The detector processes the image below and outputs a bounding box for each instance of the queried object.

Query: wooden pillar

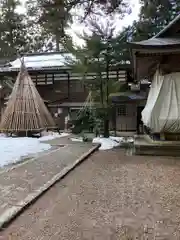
[112,104,117,136]
[67,71,70,99]
[64,115,68,132]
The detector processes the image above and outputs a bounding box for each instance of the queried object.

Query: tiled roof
[130,37,180,48]
[129,14,180,80]
[110,91,146,102]
[129,14,180,48]
[9,52,75,69]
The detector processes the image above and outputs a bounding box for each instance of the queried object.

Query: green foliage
[111,27,131,63]
[0,0,28,57]
[25,0,129,52]
[71,108,95,134]
[85,0,129,15]
[0,0,131,56]
[66,22,128,97]
[0,0,52,57]
[131,0,180,41]
[26,0,72,51]
[66,19,129,137]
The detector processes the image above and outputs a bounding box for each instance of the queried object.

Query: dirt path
[1,149,180,239]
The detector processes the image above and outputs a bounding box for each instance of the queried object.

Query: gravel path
[0,142,93,217]
[1,149,180,239]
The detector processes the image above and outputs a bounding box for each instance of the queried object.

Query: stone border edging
[0,143,100,231]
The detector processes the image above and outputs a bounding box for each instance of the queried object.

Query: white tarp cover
[142,69,180,133]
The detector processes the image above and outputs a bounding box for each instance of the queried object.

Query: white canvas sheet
[142,69,180,133]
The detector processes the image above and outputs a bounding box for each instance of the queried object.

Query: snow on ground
[39,132,69,141]
[0,132,69,167]
[93,136,134,150]
[0,137,50,167]
[93,136,124,150]
[71,137,83,142]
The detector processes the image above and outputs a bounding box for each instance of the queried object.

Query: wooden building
[129,14,180,81]
[110,81,149,132]
[129,14,180,138]
[0,51,133,130]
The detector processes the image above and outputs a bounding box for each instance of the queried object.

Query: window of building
[31,74,53,85]
[117,105,127,116]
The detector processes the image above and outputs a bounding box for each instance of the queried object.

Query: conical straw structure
[0,61,56,133]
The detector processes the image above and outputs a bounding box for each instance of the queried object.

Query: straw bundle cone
[0,62,56,134]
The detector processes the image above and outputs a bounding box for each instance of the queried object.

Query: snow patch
[126,137,134,143]
[93,136,133,150]
[109,136,125,143]
[0,132,69,167]
[10,53,75,69]
[0,137,50,167]
[71,137,83,142]
[39,132,69,141]
[93,136,124,150]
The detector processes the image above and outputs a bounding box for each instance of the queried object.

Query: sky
[18,0,141,46]
[68,0,141,45]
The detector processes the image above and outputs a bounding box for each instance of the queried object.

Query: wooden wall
[37,80,88,103]
[0,68,128,129]
[115,103,138,131]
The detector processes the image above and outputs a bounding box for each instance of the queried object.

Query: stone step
[134,135,180,156]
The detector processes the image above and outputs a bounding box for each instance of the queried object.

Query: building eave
[0,66,71,73]
[129,44,180,81]
[128,38,180,49]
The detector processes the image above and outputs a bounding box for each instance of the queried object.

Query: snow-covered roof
[9,52,75,70]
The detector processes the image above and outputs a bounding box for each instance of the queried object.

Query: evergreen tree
[74,0,130,19]
[24,16,51,53]
[65,18,129,137]
[25,0,130,51]
[0,0,28,57]
[26,0,73,51]
[132,0,180,41]
[110,26,132,64]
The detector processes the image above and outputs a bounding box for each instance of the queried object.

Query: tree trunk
[98,61,103,106]
[55,34,60,51]
[112,105,116,136]
[104,49,110,138]
[100,79,104,105]
[103,116,109,138]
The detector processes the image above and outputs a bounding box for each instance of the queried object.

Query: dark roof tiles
[130,37,180,47]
